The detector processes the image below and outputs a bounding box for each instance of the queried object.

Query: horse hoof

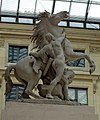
[89,66,95,74]
[46,94,54,99]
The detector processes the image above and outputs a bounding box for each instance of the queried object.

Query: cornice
[0,39,5,47]
[74,73,100,81]
[65,28,100,44]
[0,23,33,38]
[0,23,100,44]
[89,45,100,54]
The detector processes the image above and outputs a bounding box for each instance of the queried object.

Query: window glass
[0,0,100,29]
[88,4,100,19]
[19,0,35,14]
[92,0,100,1]
[6,85,25,101]
[54,1,70,14]
[68,88,75,100]
[19,0,53,15]
[70,22,83,28]
[0,0,1,6]
[19,18,33,24]
[58,21,67,26]
[1,0,18,15]
[86,23,99,29]
[1,17,15,22]
[72,0,88,2]
[67,50,85,67]
[36,0,53,14]
[70,2,87,17]
[78,89,88,104]
[8,45,28,63]
[68,87,88,105]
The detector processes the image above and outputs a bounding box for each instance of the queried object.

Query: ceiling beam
[51,0,56,14]
[16,0,20,22]
[84,0,91,27]
[69,0,72,14]
[0,0,2,21]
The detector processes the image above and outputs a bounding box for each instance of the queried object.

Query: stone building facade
[0,23,100,120]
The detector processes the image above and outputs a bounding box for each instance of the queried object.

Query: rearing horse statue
[5,11,95,100]
[32,11,95,74]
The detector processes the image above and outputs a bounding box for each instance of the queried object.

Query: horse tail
[5,65,16,95]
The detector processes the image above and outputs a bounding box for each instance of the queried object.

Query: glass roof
[54,1,70,13]
[0,0,100,29]
[1,0,18,14]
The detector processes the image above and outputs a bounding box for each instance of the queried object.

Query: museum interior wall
[0,22,100,120]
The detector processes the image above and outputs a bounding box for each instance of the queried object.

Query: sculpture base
[2,99,98,120]
[19,98,80,105]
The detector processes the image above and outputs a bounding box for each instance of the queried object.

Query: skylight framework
[0,0,100,29]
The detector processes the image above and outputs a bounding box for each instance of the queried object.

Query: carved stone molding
[0,39,5,47]
[92,77,100,94]
[0,76,2,88]
[89,45,100,54]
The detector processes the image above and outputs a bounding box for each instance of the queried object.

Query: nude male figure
[29,32,65,99]
[38,69,75,100]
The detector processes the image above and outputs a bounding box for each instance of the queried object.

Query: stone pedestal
[2,99,99,120]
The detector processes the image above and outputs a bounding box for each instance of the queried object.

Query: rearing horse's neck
[40,17,64,38]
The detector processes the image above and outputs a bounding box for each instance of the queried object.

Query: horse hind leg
[25,70,42,98]
[15,69,42,99]
[14,70,30,99]
[25,80,41,98]
[14,69,27,87]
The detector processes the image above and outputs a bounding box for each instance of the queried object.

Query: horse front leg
[67,52,95,74]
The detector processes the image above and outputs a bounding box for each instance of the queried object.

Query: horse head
[32,11,69,49]
[38,11,50,20]
[50,11,69,25]
[37,11,69,24]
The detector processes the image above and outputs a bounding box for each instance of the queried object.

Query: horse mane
[31,24,47,49]
[31,11,50,49]
[31,11,68,50]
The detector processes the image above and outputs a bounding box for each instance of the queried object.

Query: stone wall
[0,23,100,120]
